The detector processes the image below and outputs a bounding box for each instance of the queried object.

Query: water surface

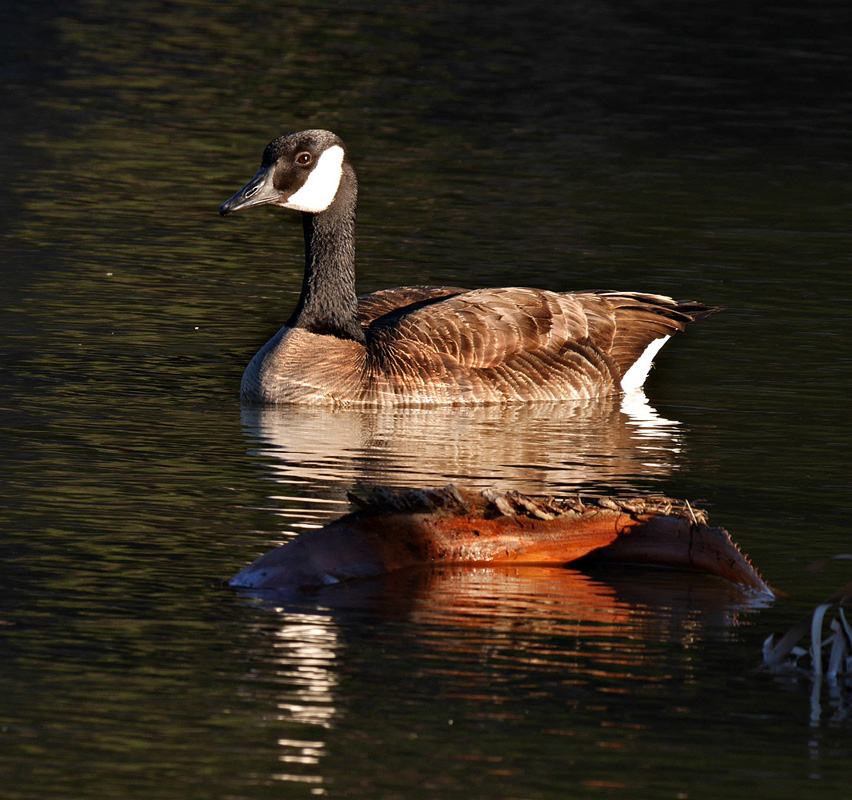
[2,1,851,798]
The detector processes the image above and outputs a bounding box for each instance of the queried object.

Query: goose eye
[295,152,312,166]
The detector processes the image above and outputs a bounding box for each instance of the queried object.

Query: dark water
[2,1,851,797]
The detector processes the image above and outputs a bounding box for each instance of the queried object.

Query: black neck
[286,167,364,343]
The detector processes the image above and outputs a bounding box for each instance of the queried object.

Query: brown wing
[574,291,721,376]
[363,287,718,402]
[357,286,465,325]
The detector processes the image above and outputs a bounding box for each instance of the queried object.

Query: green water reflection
[2,1,851,799]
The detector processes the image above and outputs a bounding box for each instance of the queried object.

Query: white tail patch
[284,145,345,213]
[620,335,671,392]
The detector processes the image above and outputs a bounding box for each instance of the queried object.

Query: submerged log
[231,485,772,596]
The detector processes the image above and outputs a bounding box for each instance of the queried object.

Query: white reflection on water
[253,612,339,793]
[269,612,339,728]
[242,391,685,531]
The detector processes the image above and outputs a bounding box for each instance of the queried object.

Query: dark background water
[1,1,851,798]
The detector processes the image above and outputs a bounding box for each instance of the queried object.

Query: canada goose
[220,130,719,406]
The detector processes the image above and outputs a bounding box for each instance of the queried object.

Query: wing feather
[357,286,464,324]
[356,286,719,402]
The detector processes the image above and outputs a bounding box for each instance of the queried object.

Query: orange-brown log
[231,486,772,596]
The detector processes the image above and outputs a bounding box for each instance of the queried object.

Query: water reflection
[312,564,771,648]
[267,612,340,729]
[241,564,770,793]
[234,390,772,793]
[240,609,340,793]
[2,0,850,797]
[242,391,684,532]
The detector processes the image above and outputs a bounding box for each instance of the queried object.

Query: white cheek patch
[283,145,345,213]
[620,335,671,392]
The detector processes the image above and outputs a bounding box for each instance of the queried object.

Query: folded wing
[359,287,716,402]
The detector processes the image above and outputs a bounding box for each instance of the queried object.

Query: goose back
[240,286,716,406]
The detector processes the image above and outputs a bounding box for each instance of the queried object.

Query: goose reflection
[241,390,684,531]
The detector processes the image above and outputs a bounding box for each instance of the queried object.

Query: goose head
[219,129,352,217]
